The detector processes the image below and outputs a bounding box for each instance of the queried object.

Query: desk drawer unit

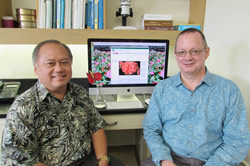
[102,113,145,130]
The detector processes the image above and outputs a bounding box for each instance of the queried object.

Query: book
[59,0,65,29]
[174,24,201,31]
[72,0,79,29]
[37,0,46,28]
[45,0,53,29]
[72,0,85,29]
[52,0,57,28]
[142,20,173,29]
[83,0,86,29]
[144,26,174,30]
[56,0,61,28]
[94,0,98,29]
[98,0,103,29]
[86,0,92,29]
[80,0,86,29]
[90,0,95,29]
[103,0,106,29]
[143,20,173,27]
[64,0,72,29]
[142,14,172,21]
[85,2,88,28]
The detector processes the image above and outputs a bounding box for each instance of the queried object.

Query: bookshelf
[0,0,206,45]
[0,29,181,44]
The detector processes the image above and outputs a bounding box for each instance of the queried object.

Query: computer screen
[87,38,169,97]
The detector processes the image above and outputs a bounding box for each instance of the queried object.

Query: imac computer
[87,38,169,102]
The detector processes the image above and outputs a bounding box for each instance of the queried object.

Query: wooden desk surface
[0,104,145,130]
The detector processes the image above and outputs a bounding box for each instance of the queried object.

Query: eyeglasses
[175,49,204,57]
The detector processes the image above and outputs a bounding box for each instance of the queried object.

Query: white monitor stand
[113,26,137,30]
[116,94,140,102]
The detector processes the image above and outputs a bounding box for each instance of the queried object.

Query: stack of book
[142,14,174,30]
[16,8,36,28]
[37,0,104,29]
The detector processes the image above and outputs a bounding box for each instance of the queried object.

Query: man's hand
[98,159,109,166]
[161,160,177,166]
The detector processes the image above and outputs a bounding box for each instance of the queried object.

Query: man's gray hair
[32,40,73,64]
[175,28,208,50]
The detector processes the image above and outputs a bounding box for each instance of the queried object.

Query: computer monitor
[87,38,169,101]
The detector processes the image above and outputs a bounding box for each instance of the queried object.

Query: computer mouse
[145,99,150,105]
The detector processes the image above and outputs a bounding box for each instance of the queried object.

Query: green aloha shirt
[1,81,105,166]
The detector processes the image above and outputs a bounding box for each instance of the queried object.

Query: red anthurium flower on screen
[86,71,102,84]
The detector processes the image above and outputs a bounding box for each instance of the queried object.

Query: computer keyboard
[106,101,144,110]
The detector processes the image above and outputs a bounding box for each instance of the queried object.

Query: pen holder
[2,16,14,28]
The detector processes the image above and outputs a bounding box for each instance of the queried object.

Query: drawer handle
[104,121,118,126]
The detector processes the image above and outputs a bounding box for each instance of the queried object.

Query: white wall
[204,0,250,163]
[205,0,250,130]
[0,45,87,78]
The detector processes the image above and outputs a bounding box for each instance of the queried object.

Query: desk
[90,94,150,163]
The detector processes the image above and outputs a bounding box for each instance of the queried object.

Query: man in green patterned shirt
[1,40,124,166]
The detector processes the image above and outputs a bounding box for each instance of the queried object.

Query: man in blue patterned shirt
[1,40,124,166]
[143,28,250,166]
